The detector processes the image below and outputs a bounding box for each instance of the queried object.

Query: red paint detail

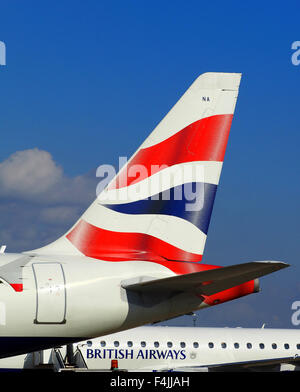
[66,221,256,304]
[10,283,23,292]
[187,265,256,305]
[202,279,255,306]
[155,260,213,274]
[66,220,203,263]
[110,114,233,189]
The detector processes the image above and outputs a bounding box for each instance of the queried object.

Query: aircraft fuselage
[0,253,208,358]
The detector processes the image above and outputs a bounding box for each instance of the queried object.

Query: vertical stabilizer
[32,73,242,264]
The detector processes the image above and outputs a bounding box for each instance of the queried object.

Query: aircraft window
[180,342,186,348]
[127,341,133,347]
[87,341,92,347]
[208,342,214,348]
[141,341,146,347]
[297,344,300,350]
[193,342,199,348]
[272,343,277,349]
[167,342,173,348]
[284,344,290,349]
[154,342,159,348]
[246,343,252,349]
[234,343,239,349]
[221,342,227,349]
[259,343,265,349]
[100,341,106,347]
[114,341,119,347]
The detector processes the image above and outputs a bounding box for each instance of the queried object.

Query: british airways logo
[86,348,186,360]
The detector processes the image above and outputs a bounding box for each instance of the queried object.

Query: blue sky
[0,0,300,328]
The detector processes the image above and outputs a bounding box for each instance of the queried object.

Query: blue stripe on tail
[102,182,217,235]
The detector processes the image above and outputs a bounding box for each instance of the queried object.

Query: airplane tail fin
[32,72,242,264]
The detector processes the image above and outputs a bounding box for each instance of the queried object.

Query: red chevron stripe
[65,221,256,302]
[66,219,203,263]
[110,114,233,190]
[66,220,256,302]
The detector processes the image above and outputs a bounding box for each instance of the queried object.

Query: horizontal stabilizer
[122,261,289,296]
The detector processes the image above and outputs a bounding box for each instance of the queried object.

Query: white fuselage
[0,253,207,358]
[73,326,300,371]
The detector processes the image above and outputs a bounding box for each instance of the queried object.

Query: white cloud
[0,148,98,252]
[0,148,63,198]
[0,148,97,205]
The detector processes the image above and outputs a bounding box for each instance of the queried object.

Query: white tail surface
[31,73,242,265]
